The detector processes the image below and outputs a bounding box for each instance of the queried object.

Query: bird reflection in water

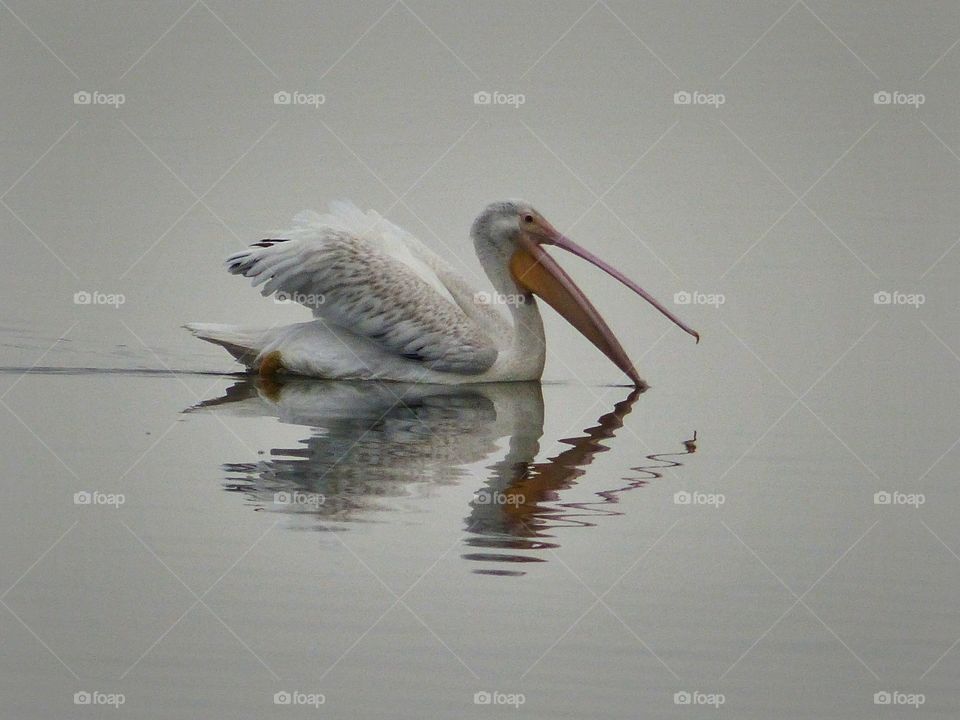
[466,396,696,576]
[189,379,696,576]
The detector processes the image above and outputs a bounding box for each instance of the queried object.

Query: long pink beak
[544,229,700,343]
[509,222,698,388]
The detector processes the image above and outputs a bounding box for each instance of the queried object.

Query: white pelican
[186,201,698,387]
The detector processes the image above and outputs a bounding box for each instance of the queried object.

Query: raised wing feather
[225,207,498,375]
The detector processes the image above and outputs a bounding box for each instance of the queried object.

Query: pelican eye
[523,214,534,224]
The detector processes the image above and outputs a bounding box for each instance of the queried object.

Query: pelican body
[186,201,697,387]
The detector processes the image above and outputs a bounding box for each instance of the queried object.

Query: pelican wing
[225,205,497,375]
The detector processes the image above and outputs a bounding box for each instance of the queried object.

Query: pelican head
[472,200,699,388]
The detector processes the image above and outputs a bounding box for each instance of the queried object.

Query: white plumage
[187,201,545,383]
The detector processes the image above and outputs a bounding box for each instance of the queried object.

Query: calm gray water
[2,1,960,717]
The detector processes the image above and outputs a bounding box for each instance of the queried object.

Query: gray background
[1,1,959,718]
